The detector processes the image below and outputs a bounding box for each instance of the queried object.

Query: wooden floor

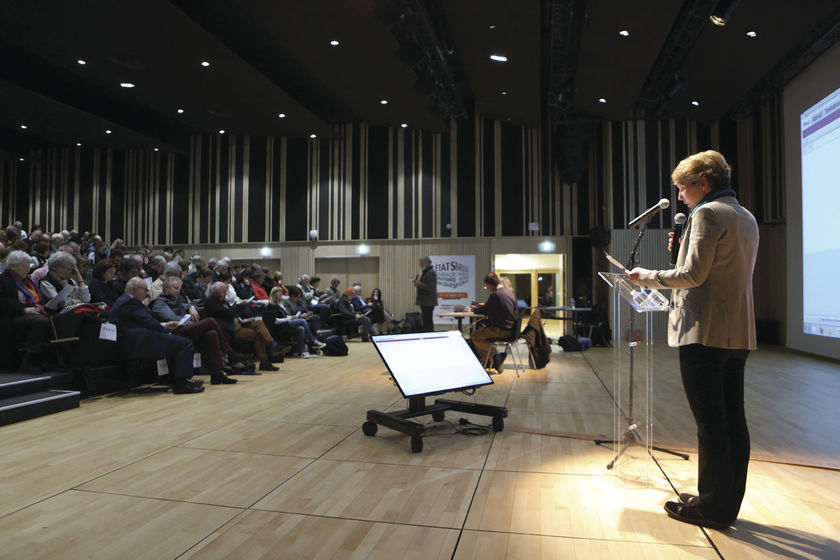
[1,341,839,559]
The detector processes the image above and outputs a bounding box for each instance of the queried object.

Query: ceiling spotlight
[76,142,82,147]
[19,158,24,162]
[120,82,135,88]
[746,31,757,38]
[619,30,630,37]
[598,98,607,103]
[105,129,112,134]
[710,0,741,26]
[278,113,286,118]
[380,99,389,105]
[489,24,496,30]
[154,148,159,152]
[77,59,86,65]
[201,61,210,67]
[20,124,27,129]
[309,133,317,139]
[219,129,225,134]
[691,100,700,106]
[400,123,408,128]
[490,54,508,62]
[329,40,340,46]
[177,108,184,114]
[501,90,508,96]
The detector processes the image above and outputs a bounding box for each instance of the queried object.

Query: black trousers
[420,305,434,332]
[679,343,751,522]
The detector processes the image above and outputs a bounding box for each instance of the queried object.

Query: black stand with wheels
[595,224,689,468]
[363,393,507,453]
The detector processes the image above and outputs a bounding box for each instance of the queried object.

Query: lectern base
[364,395,507,453]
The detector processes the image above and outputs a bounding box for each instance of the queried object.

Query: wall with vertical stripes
[2,114,601,243]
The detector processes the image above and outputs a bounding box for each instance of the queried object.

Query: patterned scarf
[13,273,45,313]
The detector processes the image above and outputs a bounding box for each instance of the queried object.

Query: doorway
[494,253,566,338]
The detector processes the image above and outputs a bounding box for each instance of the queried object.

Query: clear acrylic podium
[596,272,681,483]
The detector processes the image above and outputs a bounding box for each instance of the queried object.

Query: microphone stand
[595,220,688,468]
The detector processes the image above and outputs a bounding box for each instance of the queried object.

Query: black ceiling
[1,0,838,160]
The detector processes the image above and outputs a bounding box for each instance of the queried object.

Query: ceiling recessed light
[76,142,82,147]
[310,133,317,139]
[691,100,700,106]
[19,158,24,162]
[401,123,408,128]
[490,54,508,62]
[20,124,27,129]
[105,129,112,134]
[219,130,225,134]
[619,30,630,37]
[278,113,286,118]
[598,98,607,103]
[746,31,757,38]
[380,99,389,105]
[501,90,508,96]
[489,24,496,30]
[201,61,210,67]
[177,108,184,114]
[77,59,86,65]
[120,82,135,88]
[329,40,340,46]
[154,148,159,152]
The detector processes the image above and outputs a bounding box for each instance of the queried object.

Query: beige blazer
[637,196,759,350]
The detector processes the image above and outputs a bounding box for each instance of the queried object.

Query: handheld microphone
[670,213,687,266]
[628,198,670,228]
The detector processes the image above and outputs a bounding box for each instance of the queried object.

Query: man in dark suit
[413,256,437,332]
[108,277,203,394]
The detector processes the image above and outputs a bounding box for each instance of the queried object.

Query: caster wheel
[491,416,504,432]
[431,411,445,422]
[362,422,378,436]
[410,435,424,453]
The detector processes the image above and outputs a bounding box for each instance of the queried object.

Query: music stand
[363,331,508,453]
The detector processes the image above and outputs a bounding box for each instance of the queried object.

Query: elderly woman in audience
[89,259,120,306]
[39,251,90,310]
[0,250,53,371]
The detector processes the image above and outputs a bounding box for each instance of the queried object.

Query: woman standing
[627,150,759,530]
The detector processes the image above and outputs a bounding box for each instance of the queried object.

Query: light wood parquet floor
[0,341,838,559]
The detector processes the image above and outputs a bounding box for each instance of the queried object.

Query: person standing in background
[413,256,437,332]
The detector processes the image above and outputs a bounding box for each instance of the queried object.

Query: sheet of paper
[45,284,74,311]
[99,322,117,341]
[604,251,627,272]
[178,314,193,326]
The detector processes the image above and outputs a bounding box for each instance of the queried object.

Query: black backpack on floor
[323,335,349,356]
[399,312,422,333]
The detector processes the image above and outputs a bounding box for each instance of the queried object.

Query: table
[539,306,593,335]
[437,311,484,333]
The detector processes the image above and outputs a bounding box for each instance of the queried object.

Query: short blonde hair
[671,150,731,190]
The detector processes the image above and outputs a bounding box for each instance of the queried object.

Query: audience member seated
[264,287,325,358]
[335,291,373,342]
[108,277,203,394]
[350,286,378,336]
[249,267,270,300]
[39,252,91,311]
[89,259,120,306]
[367,288,386,325]
[283,285,322,333]
[298,274,332,324]
[469,272,518,372]
[204,281,279,371]
[149,260,183,301]
[0,250,53,372]
[145,254,166,280]
[271,271,289,295]
[322,277,342,306]
[150,277,236,384]
[112,258,141,297]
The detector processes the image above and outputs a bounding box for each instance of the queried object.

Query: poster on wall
[430,255,476,325]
